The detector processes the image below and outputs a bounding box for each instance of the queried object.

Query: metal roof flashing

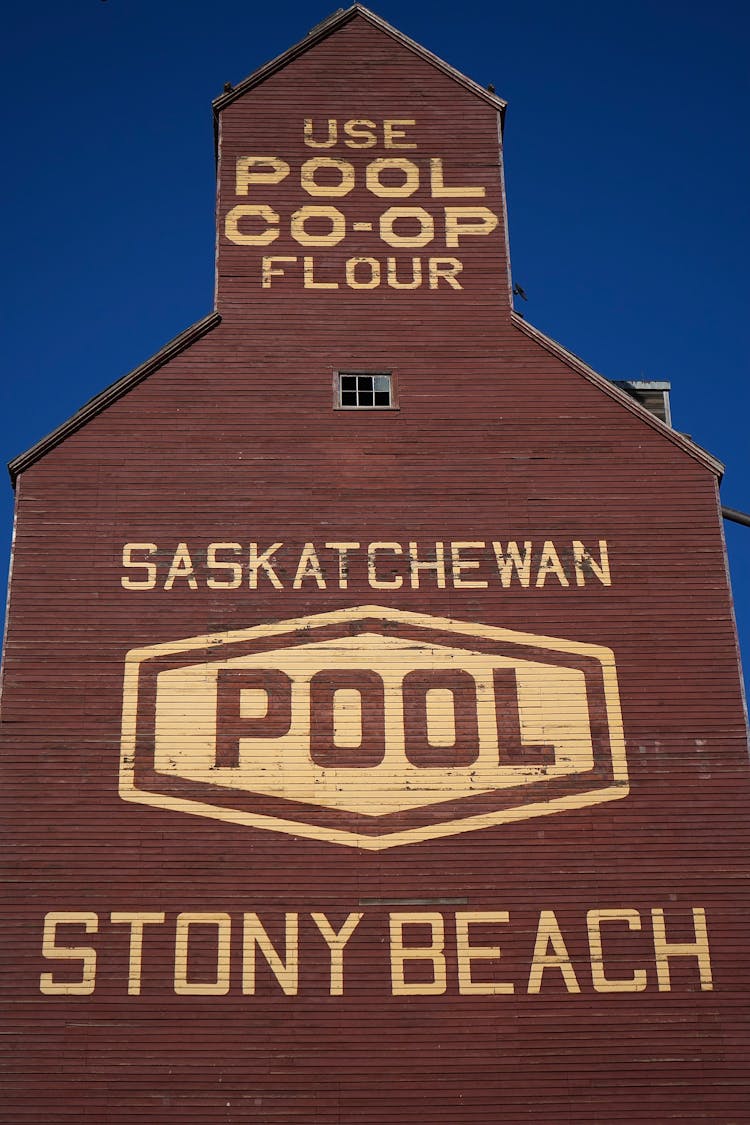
[7,313,222,487]
[510,313,724,479]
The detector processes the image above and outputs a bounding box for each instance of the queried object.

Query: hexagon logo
[119,606,628,849]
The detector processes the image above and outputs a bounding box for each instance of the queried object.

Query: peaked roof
[212,3,507,150]
[6,6,724,484]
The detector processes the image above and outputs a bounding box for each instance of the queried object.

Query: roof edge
[510,312,724,478]
[8,311,222,486]
[212,5,506,127]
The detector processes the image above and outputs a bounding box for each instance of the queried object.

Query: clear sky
[1,0,748,692]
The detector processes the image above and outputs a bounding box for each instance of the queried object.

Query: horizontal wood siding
[1,11,748,1123]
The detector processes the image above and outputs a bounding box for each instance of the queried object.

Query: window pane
[337,371,392,408]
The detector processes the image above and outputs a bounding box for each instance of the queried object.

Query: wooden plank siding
[1,7,748,1122]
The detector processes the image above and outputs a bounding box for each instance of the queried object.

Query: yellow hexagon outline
[119,605,628,850]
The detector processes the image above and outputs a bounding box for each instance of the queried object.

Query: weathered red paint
[1,6,749,1122]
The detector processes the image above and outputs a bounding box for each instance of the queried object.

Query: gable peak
[212,5,506,122]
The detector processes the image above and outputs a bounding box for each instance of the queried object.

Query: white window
[337,372,393,409]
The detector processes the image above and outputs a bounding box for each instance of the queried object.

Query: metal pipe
[722,505,750,527]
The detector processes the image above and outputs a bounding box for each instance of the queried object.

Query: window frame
[333,370,398,411]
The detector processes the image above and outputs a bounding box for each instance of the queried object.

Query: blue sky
[1,0,748,692]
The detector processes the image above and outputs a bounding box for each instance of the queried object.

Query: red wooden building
[2,5,749,1121]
